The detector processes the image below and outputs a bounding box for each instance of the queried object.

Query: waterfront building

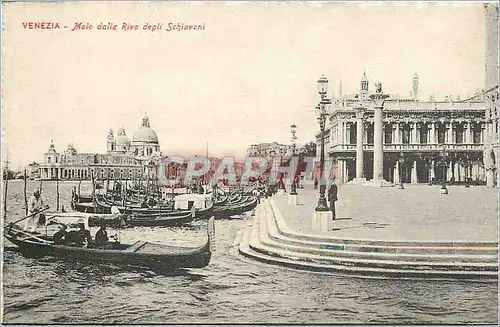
[36,115,162,181]
[247,142,291,158]
[318,75,488,185]
[315,4,498,187]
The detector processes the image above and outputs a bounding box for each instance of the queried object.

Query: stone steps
[263,203,497,265]
[238,200,498,280]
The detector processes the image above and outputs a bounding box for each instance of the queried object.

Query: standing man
[327,182,338,219]
[24,189,47,233]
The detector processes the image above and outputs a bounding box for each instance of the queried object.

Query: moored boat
[4,218,215,271]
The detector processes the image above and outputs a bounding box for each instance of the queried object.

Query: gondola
[74,195,174,214]
[45,210,196,228]
[4,218,215,270]
[209,196,258,219]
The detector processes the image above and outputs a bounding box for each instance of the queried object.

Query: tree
[302,141,317,157]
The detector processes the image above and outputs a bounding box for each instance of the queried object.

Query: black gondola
[4,218,215,270]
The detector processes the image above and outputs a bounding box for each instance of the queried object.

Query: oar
[9,227,52,244]
[4,206,50,228]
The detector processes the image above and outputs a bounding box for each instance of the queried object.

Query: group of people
[53,221,110,248]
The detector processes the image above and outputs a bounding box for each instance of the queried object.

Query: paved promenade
[273,184,498,242]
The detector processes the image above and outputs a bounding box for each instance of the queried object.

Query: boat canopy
[174,194,213,210]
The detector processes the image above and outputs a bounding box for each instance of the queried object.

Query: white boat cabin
[174,194,213,210]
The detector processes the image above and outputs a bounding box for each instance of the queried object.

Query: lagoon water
[2,181,498,324]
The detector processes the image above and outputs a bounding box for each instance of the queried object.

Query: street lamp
[439,144,449,194]
[315,75,331,211]
[290,123,298,195]
[464,154,471,188]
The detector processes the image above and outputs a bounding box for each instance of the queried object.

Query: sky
[2,1,488,169]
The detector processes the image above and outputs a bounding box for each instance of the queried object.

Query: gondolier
[24,189,48,233]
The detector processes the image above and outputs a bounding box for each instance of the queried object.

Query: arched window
[384,124,392,144]
[100,169,105,179]
[120,169,124,179]
[402,125,410,144]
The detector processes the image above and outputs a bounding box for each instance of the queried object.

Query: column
[429,160,435,181]
[395,123,400,143]
[411,160,418,183]
[448,123,454,144]
[343,160,348,183]
[394,161,400,185]
[431,122,436,144]
[372,105,384,181]
[447,163,453,181]
[448,123,455,144]
[454,161,460,182]
[466,122,471,144]
[410,123,417,144]
[346,124,350,145]
[354,109,365,182]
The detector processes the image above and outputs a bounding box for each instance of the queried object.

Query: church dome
[132,115,159,144]
[115,127,131,148]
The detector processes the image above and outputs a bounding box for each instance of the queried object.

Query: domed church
[106,114,161,161]
[37,114,163,180]
[131,114,161,160]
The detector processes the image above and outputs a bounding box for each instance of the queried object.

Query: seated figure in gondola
[94,223,109,248]
[147,196,157,208]
[53,225,68,245]
[67,222,93,247]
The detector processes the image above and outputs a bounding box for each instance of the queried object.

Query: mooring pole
[24,170,28,215]
[78,178,82,200]
[3,171,8,220]
[56,176,60,211]
[92,175,97,213]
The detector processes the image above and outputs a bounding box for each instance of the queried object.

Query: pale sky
[2,1,487,168]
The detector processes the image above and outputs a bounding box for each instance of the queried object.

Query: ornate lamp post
[315,75,331,212]
[290,123,298,195]
[439,144,449,194]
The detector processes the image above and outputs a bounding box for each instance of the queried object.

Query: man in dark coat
[95,224,109,248]
[327,182,338,219]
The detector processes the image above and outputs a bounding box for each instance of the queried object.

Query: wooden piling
[78,178,82,200]
[56,176,60,211]
[3,171,8,220]
[24,170,28,215]
[92,175,97,214]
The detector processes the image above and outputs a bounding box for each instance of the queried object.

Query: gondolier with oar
[24,189,49,233]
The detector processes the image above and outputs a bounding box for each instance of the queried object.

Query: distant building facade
[36,115,162,180]
[247,142,291,158]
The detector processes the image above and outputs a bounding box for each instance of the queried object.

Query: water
[2,181,498,324]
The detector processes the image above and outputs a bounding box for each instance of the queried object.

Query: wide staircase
[239,199,498,281]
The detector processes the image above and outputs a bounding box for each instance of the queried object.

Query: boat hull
[4,218,215,270]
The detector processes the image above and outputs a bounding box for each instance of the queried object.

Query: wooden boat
[209,196,259,219]
[125,210,194,227]
[45,210,195,228]
[4,218,215,270]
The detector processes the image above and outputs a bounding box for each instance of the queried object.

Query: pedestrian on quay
[314,178,319,190]
[327,181,338,219]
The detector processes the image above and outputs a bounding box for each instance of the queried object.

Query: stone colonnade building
[323,91,489,185]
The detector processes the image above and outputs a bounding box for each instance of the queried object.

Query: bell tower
[107,129,115,152]
[412,72,419,100]
[360,69,369,101]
